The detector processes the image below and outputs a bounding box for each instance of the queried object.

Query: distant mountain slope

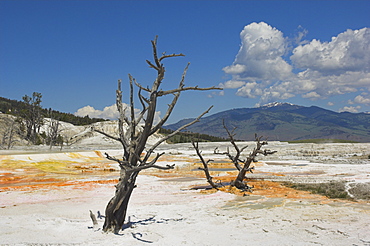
[165,103,370,142]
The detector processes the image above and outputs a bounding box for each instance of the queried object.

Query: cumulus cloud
[74,104,161,124]
[289,27,370,102]
[259,86,295,102]
[353,94,370,105]
[223,22,292,82]
[222,64,247,75]
[302,91,321,99]
[75,104,120,119]
[339,106,361,113]
[235,82,262,98]
[222,22,370,110]
[291,28,370,74]
[220,80,246,89]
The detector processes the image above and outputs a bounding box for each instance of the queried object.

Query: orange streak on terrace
[0,152,356,206]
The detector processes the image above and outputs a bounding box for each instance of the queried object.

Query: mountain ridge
[165,103,370,142]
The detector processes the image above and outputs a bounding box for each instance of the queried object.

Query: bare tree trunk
[231,158,254,190]
[46,113,61,150]
[103,169,137,233]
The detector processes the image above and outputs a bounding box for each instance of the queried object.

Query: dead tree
[195,121,276,192]
[95,36,221,233]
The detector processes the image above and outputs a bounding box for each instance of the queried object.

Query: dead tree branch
[142,105,214,164]
[192,140,220,189]
[214,120,248,171]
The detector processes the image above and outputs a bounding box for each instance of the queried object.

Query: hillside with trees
[0,96,107,126]
[0,94,223,149]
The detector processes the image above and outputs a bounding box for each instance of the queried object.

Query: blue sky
[1,0,369,124]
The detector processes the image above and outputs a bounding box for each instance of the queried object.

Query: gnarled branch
[214,120,248,171]
[104,152,128,169]
[157,85,222,97]
[192,140,220,189]
[94,129,121,143]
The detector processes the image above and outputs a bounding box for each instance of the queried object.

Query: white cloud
[260,88,294,102]
[222,23,370,105]
[235,82,262,98]
[327,102,334,106]
[75,104,120,119]
[223,22,292,82]
[289,27,370,99]
[294,25,309,45]
[302,91,321,99]
[219,80,246,89]
[74,104,161,124]
[339,106,361,113]
[291,28,370,74]
[354,94,370,105]
[222,64,247,75]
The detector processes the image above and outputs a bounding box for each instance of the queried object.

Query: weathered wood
[192,140,220,189]
[89,210,98,227]
[103,170,137,233]
[214,120,248,171]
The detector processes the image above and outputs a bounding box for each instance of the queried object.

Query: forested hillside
[0,96,106,125]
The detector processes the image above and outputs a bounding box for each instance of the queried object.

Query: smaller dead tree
[230,134,276,190]
[1,116,19,149]
[45,109,62,149]
[194,121,276,191]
